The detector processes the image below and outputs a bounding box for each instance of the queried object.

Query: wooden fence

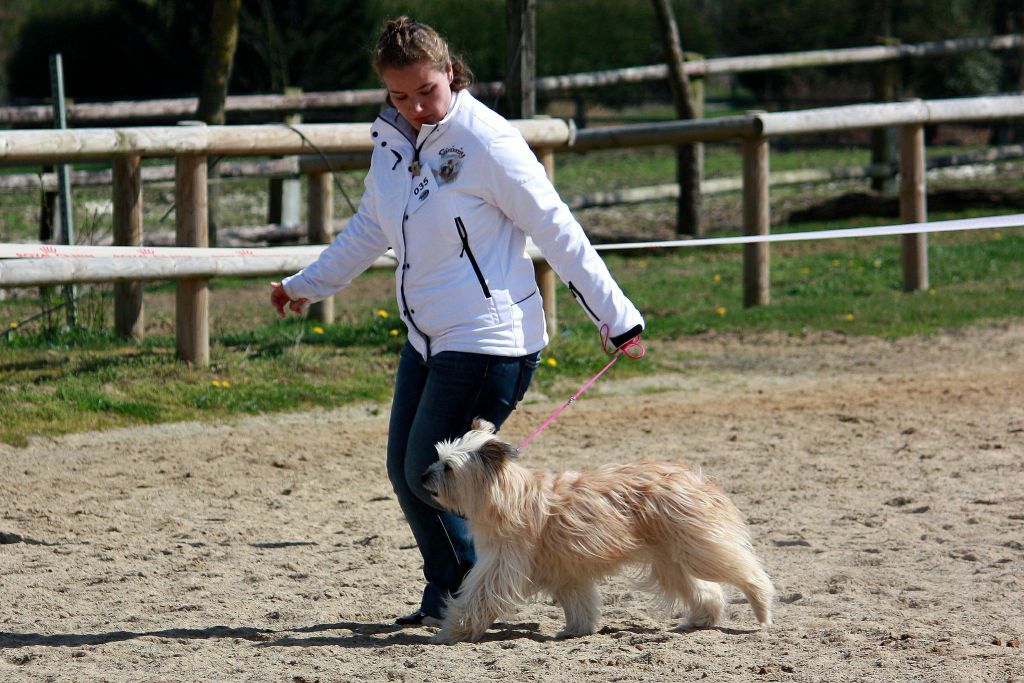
[1,34,1021,126]
[2,94,1024,365]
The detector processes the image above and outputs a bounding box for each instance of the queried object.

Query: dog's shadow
[261,620,550,648]
[266,621,761,648]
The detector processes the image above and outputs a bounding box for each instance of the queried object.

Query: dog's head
[422,418,519,517]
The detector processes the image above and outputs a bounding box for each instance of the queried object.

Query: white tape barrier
[0,243,331,260]
[590,212,1024,252]
[1,212,1022,262]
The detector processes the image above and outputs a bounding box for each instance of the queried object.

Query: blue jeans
[386,342,540,619]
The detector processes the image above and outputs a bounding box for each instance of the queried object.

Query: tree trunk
[196,0,241,125]
[651,0,702,237]
[195,0,241,249]
[505,0,537,119]
[994,0,1024,145]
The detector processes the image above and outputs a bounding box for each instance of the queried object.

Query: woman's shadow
[0,620,548,650]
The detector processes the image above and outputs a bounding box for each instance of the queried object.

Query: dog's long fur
[421,419,775,644]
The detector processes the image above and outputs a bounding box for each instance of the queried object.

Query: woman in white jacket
[271,16,643,627]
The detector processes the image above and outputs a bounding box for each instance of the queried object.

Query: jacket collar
[372,89,467,147]
[373,108,416,145]
[415,88,465,144]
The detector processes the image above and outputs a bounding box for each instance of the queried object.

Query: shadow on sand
[0,620,551,650]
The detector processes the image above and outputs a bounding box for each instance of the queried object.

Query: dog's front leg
[553,580,600,638]
[432,553,526,645]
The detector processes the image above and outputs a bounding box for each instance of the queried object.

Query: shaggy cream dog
[421,419,775,644]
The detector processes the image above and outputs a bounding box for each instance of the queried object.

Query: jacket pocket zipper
[455,217,491,298]
[568,281,599,322]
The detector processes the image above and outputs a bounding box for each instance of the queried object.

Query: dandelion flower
[713,273,722,283]
[389,329,400,336]
[545,358,557,367]
[873,259,882,268]
[8,322,17,329]
[993,232,1003,240]
[831,259,841,267]
[844,313,855,321]
[929,288,937,296]
[211,380,222,387]
[221,381,231,388]
[715,306,727,316]
[376,309,390,318]
[312,326,324,334]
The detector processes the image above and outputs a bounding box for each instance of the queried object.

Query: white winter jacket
[282,89,644,359]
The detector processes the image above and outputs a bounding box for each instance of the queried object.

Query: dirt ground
[1,322,1022,682]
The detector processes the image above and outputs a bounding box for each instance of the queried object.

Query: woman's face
[380,61,454,131]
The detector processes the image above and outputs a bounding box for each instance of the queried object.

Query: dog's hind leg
[551,580,600,638]
[683,541,775,627]
[649,557,725,629]
[731,566,774,627]
[678,577,726,630]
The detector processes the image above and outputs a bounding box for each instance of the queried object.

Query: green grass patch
[4,221,1023,446]
[612,219,1024,339]
[3,226,1022,446]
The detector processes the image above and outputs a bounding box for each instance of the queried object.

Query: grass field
[2,142,1023,446]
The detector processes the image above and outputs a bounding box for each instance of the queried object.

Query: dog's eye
[443,463,452,473]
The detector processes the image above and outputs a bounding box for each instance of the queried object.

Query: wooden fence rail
[1,34,1021,126]
[3,94,1024,365]
[6,143,1023,210]
[0,120,570,163]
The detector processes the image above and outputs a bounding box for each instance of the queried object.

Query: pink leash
[517,325,645,451]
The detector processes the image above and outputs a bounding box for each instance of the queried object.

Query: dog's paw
[431,627,480,645]
[430,630,463,645]
[555,625,595,639]
[675,614,719,632]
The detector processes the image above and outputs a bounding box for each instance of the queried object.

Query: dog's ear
[478,438,517,467]
[471,418,496,434]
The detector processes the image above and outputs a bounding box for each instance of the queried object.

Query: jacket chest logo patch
[438,146,466,184]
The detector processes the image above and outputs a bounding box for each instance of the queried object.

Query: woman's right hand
[270,282,309,318]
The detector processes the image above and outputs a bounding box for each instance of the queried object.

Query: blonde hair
[373,16,473,94]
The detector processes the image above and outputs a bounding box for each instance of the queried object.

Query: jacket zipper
[455,217,491,299]
[568,281,599,322]
[373,113,441,358]
[399,213,431,358]
[376,117,432,357]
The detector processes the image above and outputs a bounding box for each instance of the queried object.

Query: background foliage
[0,0,1005,105]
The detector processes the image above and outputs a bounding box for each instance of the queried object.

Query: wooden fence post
[112,155,144,340]
[175,150,210,366]
[535,147,557,339]
[898,120,928,291]
[741,127,770,307]
[268,87,303,228]
[871,37,900,193]
[307,171,334,324]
